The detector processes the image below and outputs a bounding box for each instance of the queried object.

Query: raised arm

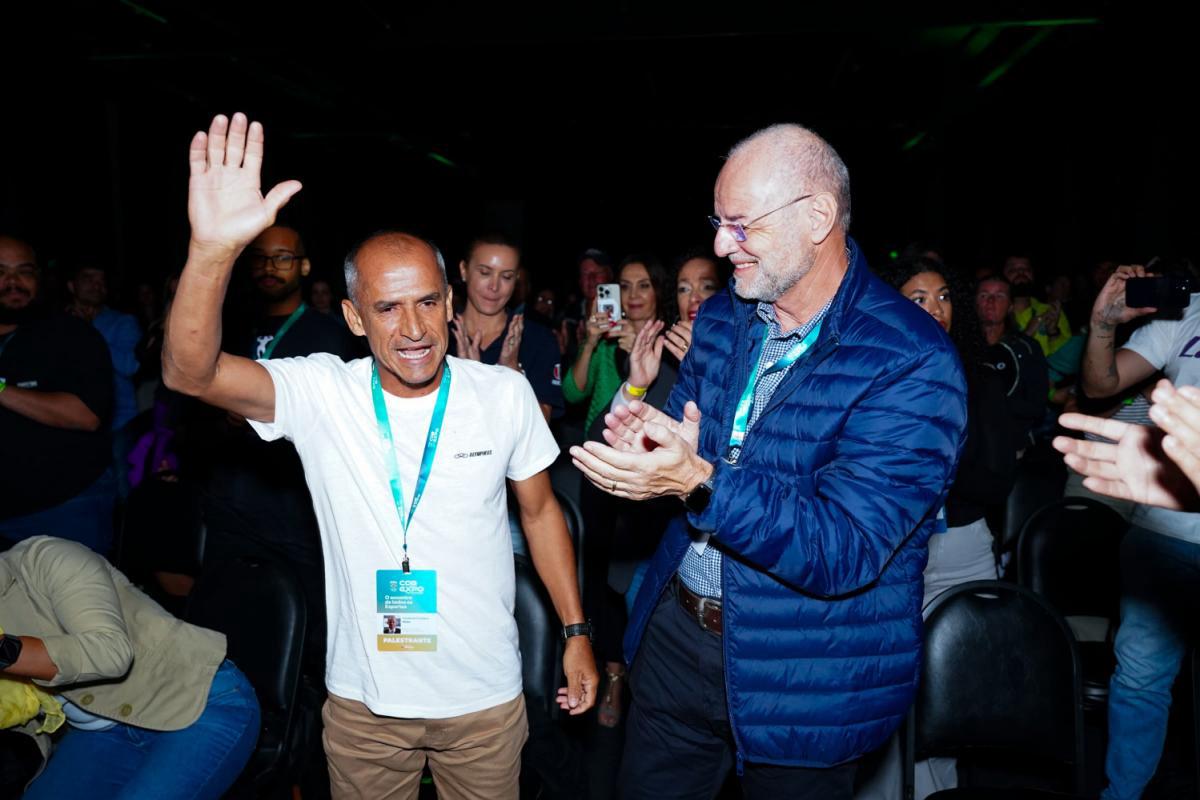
[162,112,302,422]
[1081,265,1157,399]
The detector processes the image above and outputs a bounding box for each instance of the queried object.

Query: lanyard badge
[728,321,822,451]
[371,361,452,572]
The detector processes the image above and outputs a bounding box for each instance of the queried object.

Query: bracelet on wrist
[625,381,648,398]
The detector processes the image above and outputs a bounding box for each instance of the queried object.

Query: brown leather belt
[675,576,723,634]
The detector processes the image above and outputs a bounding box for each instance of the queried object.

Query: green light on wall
[119,0,168,24]
[426,152,457,168]
[979,27,1055,88]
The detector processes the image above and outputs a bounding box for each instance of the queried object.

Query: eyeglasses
[708,194,813,243]
[246,253,303,271]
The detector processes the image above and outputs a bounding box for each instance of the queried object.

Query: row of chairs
[905,491,1168,797]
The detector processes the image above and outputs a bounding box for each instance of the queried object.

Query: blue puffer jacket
[624,239,968,768]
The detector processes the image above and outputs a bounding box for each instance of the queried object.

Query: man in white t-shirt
[162,112,597,800]
[1072,263,1200,800]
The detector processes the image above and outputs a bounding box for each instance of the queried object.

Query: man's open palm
[187,112,301,253]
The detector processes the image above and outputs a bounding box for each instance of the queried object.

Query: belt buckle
[696,596,719,631]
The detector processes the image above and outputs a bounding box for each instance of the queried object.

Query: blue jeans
[0,469,116,555]
[24,659,261,800]
[1103,526,1200,800]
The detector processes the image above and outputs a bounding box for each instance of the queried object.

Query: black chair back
[514,554,564,717]
[905,580,1085,797]
[554,489,586,592]
[186,557,306,786]
[998,446,1068,563]
[1018,497,1126,621]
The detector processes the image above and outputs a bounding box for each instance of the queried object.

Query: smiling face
[459,243,520,317]
[901,270,953,332]
[343,234,453,398]
[620,262,657,323]
[675,257,721,321]
[712,149,815,303]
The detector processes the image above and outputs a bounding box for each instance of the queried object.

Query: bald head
[343,231,447,304]
[726,124,851,232]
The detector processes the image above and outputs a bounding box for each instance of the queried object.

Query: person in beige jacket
[0,536,259,799]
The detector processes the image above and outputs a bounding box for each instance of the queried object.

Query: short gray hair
[728,123,852,232]
[343,230,448,303]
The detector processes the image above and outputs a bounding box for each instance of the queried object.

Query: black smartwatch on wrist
[682,465,716,514]
[0,634,24,670]
[562,621,594,643]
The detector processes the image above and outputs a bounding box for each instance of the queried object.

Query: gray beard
[733,262,806,303]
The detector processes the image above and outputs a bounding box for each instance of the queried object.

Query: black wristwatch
[562,621,594,643]
[0,634,24,670]
[682,466,716,514]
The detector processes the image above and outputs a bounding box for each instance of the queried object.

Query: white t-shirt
[249,354,558,717]
[1123,294,1200,542]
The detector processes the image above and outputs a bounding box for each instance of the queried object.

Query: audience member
[133,273,180,410]
[450,234,564,421]
[1066,262,1200,800]
[193,223,359,680]
[561,248,615,363]
[570,248,614,324]
[309,277,336,315]
[65,262,142,498]
[1004,254,1073,358]
[874,256,1014,798]
[975,275,1050,451]
[881,257,1013,606]
[134,280,160,331]
[2,536,259,800]
[563,254,667,430]
[0,235,116,554]
[572,124,966,798]
[162,113,596,799]
[528,286,558,331]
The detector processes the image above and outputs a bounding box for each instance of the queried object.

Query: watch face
[684,480,713,514]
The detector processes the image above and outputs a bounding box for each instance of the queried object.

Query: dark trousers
[619,584,857,800]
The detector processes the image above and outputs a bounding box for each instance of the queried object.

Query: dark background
[2,1,1195,302]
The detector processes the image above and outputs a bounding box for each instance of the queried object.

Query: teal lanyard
[371,361,452,572]
[261,303,307,360]
[728,321,822,450]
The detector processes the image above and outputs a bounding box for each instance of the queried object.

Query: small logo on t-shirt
[1179,336,1200,358]
[255,335,275,359]
[454,450,493,459]
[552,363,562,386]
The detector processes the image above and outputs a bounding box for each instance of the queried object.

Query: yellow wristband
[625,382,648,398]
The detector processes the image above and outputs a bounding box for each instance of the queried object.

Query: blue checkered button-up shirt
[677,299,832,599]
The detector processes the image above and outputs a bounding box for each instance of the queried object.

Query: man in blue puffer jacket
[570,124,968,798]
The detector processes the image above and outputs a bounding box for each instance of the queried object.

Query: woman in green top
[563,255,668,429]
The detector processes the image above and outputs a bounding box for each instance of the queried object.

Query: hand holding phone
[596,283,622,324]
